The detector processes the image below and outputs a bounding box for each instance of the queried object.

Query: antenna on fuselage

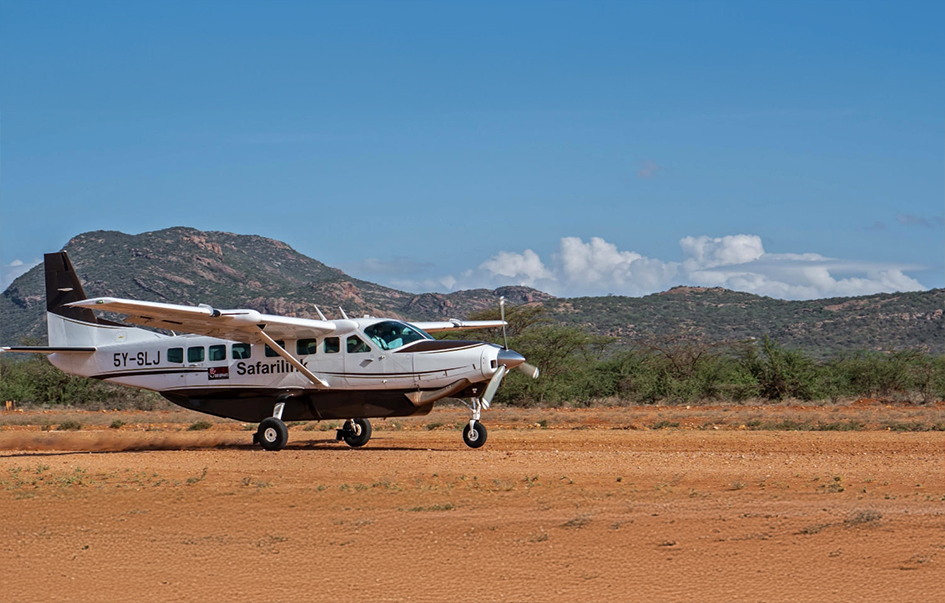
[500,296,508,350]
[314,305,327,321]
[339,307,349,320]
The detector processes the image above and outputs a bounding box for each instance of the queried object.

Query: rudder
[44,252,98,324]
[45,252,129,347]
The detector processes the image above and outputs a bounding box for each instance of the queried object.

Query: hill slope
[544,286,944,356]
[0,227,548,344]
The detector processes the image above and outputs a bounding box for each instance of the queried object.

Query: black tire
[257,417,288,451]
[343,418,372,448]
[462,421,487,448]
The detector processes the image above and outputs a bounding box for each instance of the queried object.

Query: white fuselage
[48,316,499,396]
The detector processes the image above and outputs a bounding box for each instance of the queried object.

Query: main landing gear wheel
[256,417,288,451]
[340,418,372,448]
[463,421,487,448]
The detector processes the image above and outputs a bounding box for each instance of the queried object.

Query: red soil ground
[1,406,943,602]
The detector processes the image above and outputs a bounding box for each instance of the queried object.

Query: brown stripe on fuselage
[396,340,486,353]
[92,368,209,380]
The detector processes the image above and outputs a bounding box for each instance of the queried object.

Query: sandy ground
[1,407,943,603]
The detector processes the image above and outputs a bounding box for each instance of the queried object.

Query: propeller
[480,365,507,409]
[478,296,538,410]
[496,296,538,378]
[500,296,509,350]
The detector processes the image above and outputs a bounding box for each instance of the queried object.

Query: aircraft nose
[496,349,526,369]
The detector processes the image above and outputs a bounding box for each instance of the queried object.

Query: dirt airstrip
[1,406,943,603]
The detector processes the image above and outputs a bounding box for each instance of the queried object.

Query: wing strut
[255,327,330,389]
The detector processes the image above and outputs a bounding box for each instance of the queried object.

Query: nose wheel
[462,420,487,448]
[459,398,489,448]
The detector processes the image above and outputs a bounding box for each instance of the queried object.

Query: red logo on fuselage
[208,366,230,380]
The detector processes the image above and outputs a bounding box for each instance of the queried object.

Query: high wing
[68,297,356,342]
[67,297,361,389]
[410,319,507,333]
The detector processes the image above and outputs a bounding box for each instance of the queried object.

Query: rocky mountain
[2,227,942,356]
[0,227,550,344]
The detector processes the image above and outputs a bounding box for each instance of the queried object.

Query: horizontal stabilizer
[1,346,97,354]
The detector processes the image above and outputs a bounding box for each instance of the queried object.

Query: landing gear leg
[461,398,488,448]
[337,418,372,448]
[255,397,289,451]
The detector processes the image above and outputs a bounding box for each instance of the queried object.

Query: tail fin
[45,252,98,324]
[45,252,128,347]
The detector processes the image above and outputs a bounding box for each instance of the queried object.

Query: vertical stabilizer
[45,252,97,324]
[44,252,153,347]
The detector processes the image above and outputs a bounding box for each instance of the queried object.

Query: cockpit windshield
[364,321,431,351]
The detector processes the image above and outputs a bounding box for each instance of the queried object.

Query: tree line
[451,305,945,406]
[1,306,943,409]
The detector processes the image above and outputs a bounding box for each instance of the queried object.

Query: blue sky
[2,0,942,298]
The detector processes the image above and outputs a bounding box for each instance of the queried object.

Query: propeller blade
[517,362,539,379]
[481,365,507,409]
[500,296,508,350]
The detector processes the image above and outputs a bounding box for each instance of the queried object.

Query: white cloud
[680,234,766,270]
[437,235,926,300]
[477,249,554,286]
[557,237,676,294]
[1,258,41,290]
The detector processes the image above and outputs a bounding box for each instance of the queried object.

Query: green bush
[740,336,822,401]
[0,354,166,409]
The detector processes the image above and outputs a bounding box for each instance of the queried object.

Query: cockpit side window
[363,321,429,350]
[346,335,371,354]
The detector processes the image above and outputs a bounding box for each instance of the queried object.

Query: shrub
[740,336,821,401]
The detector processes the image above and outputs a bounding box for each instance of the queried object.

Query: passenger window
[324,337,340,354]
[167,347,183,363]
[264,340,285,357]
[208,345,226,361]
[297,339,318,355]
[187,347,205,363]
[347,335,370,354]
[232,343,251,359]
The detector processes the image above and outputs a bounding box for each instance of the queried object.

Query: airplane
[1,252,539,450]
